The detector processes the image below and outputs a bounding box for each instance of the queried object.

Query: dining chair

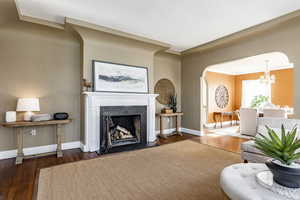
[263,109,287,118]
[239,108,258,136]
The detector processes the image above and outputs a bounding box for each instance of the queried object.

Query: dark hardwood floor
[0,132,247,200]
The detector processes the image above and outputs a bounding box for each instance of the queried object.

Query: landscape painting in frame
[93,61,149,93]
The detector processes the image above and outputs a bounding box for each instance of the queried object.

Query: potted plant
[169,94,177,113]
[250,95,269,109]
[254,125,300,188]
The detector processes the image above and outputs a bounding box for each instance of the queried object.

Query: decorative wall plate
[215,85,229,109]
[154,79,175,105]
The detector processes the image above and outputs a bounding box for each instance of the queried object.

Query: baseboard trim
[0,149,17,160]
[155,128,177,135]
[0,141,81,160]
[181,128,203,136]
[80,142,89,152]
[156,127,203,136]
[204,121,239,128]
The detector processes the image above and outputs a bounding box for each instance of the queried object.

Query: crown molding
[15,0,64,30]
[15,1,172,51]
[182,9,300,55]
[19,15,65,30]
[165,49,181,56]
[65,17,171,49]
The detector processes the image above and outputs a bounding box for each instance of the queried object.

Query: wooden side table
[156,112,183,139]
[1,119,72,164]
[213,111,236,128]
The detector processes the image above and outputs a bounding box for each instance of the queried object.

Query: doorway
[200,52,294,137]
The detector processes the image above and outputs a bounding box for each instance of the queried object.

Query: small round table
[220,163,287,200]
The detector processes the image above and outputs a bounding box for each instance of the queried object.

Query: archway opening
[200,52,294,135]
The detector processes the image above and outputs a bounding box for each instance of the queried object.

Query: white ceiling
[207,52,293,75]
[16,0,300,52]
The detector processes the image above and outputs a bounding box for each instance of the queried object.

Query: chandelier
[259,60,275,84]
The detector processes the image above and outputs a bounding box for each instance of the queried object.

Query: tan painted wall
[71,25,166,93]
[69,25,169,143]
[234,69,294,109]
[205,72,235,123]
[154,52,182,130]
[0,0,182,152]
[0,0,81,151]
[182,16,300,130]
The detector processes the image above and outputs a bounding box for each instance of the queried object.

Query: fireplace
[99,106,147,154]
[82,92,158,153]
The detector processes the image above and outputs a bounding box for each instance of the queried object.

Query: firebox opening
[107,115,141,147]
[100,106,147,154]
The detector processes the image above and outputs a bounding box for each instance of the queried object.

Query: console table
[213,111,237,128]
[1,119,72,164]
[156,112,183,139]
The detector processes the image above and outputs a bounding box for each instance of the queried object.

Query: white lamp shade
[16,98,40,112]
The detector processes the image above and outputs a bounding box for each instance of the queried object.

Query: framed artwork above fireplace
[93,60,149,93]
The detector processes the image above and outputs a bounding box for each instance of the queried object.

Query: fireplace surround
[82,92,158,153]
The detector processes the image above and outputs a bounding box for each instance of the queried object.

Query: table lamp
[16,98,40,121]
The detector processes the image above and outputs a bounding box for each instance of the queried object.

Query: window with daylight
[242,80,271,108]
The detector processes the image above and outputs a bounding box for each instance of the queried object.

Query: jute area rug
[37,140,241,200]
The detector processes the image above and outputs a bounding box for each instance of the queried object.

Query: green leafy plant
[254,125,300,165]
[169,94,177,112]
[251,95,269,108]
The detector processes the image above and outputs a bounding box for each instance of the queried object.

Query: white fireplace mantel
[82,92,158,152]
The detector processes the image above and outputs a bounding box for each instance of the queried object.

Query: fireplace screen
[100,106,147,154]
